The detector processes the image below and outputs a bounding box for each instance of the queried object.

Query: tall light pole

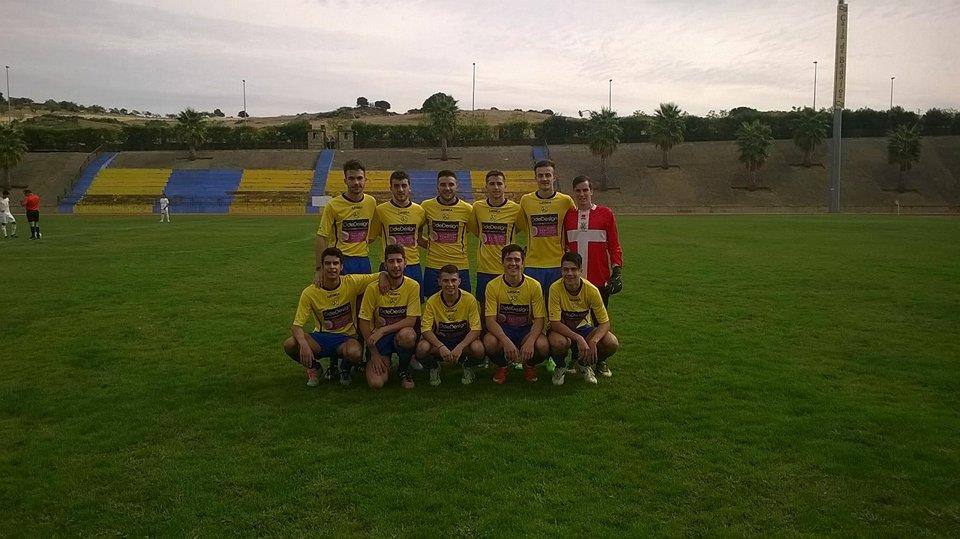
[472,62,476,111]
[829,0,848,213]
[813,61,818,110]
[890,76,895,109]
[241,79,246,116]
[608,78,612,109]
[4,66,10,116]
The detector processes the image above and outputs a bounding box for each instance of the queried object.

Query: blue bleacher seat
[307,150,335,214]
[162,169,244,213]
[408,170,474,203]
[58,152,118,213]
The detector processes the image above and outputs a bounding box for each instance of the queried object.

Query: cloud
[1,0,957,116]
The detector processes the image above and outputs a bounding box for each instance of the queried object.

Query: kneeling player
[283,247,385,387]
[358,244,421,389]
[417,265,485,386]
[547,252,620,385]
[482,244,550,384]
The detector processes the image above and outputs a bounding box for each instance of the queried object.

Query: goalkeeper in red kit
[563,175,623,306]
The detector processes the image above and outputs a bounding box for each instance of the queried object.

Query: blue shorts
[342,256,372,275]
[308,331,355,357]
[524,267,561,301]
[502,324,533,348]
[475,272,498,307]
[573,325,595,340]
[437,333,468,350]
[374,331,414,357]
[422,267,471,299]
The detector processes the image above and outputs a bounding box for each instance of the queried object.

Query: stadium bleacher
[307,150,335,214]
[163,169,244,213]
[58,152,118,213]
[470,169,537,201]
[531,145,550,162]
[230,169,313,214]
[74,168,172,214]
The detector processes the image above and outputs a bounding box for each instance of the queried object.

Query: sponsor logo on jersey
[561,309,589,329]
[498,303,531,327]
[388,223,417,247]
[432,221,460,244]
[378,305,408,325]
[322,303,353,331]
[342,218,369,243]
[436,320,469,340]
[531,214,558,237]
[481,222,508,245]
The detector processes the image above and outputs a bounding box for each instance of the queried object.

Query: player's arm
[417,221,429,250]
[606,211,624,293]
[377,316,417,337]
[291,291,316,366]
[314,206,335,286]
[484,314,518,362]
[520,317,543,362]
[358,289,378,345]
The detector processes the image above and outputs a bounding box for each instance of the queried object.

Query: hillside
[12,137,959,212]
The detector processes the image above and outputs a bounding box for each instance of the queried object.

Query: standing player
[1,190,16,238]
[21,189,41,240]
[420,170,472,298]
[564,175,623,306]
[518,159,575,302]
[482,244,550,384]
[470,170,521,311]
[417,264,485,386]
[547,252,620,385]
[158,192,171,223]
[370,171,426,287]
[358,244,421,389]
[283,247,385,387]
[316,159,377,285]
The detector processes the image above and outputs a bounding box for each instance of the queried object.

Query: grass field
[1,215,959,535]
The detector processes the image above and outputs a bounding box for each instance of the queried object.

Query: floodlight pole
[4,66,10,116]
[829,0,848,213]
[890,77,895,109]
[242,79,247,117]
[608,79,612,109]
[472,62,476,111]
[813,61,818,110]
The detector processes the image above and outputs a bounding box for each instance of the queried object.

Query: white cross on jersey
[565,205,606,278]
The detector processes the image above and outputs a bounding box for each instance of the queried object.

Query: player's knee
[469,340,485,359]
[282,337,298,358]
[535,336,550,358]
[416,339,431,357]
[601,333,620,356]
[366,374,385,390]
[396,327,417,349]
[483,334,500,354]
[548,333,569,354]
[342,340,363,363]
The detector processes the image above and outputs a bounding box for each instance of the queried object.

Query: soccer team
[283,158,624,389]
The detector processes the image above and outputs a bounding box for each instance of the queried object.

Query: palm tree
[650,102,685,168]
[792,107,828,167]
[735,120,773,190]
[176,108,207,160]
[0,123,28,190]
[887,124,922,192]
[586,108,622,190]
[422,92,459,160]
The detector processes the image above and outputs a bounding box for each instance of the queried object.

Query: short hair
[439,264,460,276]
[572,175,592,189]
[342,159,365,174]
[437,170,457,181]
[501,244,525,260]
[485,170,505,182]
[1,190,8,196]
[561,252,583,268]
[533,159,556,172]
[384,244,405,259]
[389,170,410,185]
[320,247,344,262]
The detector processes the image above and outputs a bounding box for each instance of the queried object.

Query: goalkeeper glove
[607,266,623,295]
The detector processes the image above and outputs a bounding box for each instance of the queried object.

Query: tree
[422,92,459,160]
[212,108,225,117]
[735,120,773,190]
[650,102,685,168]
[237,110,249,118]
[585,108,622,190]
[176,108,207,160]
[0,124,28,190]
[374,100,390,111]
[887,124,922,193]
[356,97,369,107]
[791,107,828,167]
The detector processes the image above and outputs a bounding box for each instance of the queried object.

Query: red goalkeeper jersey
[563,205,623,289]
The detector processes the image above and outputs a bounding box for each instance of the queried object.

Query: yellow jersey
[292,273,381,336]
[421,197,473,269]
[471,198,522,275]
[317,193,378,257]
[548,278,610,330]
[358,276,422,328]
[421,290,482,342]
[484,275,546,328]
[370,200,426,265]
[519,191,575,268]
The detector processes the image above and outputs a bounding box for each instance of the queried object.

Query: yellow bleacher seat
[229,169,312,214]
[325,170,392,196]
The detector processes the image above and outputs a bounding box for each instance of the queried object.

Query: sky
[2,0,958,117]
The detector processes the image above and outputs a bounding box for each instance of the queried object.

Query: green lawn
[1,215,958,535]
